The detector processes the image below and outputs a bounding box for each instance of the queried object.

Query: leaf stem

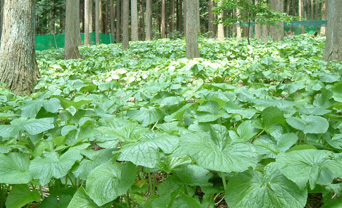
[251,129,264,142]
[221,172,227,191]
[148,169,154,196]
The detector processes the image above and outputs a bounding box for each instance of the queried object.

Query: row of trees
[0,0,340,95]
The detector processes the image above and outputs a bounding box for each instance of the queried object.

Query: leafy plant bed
[0,36,342,207]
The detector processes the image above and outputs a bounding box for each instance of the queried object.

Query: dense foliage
[0,36,342,207]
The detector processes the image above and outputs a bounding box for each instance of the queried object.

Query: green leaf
[30,149,82,185]
[56,96,92,110]
[67,187,100,208]
[118,133,179,168]
[21,99,44,118]
[173,164,212,186]
[6,185,40,208]
[86,162,137,206]
[198,101,219,114]
[286,116,329,134]
[0,153,31,184]
[44,98,62,113]
[230,120,258,142]
[326,134,342,150]
[276,133,299,152]
[40,195,73,208]
[176,133,259,172]
[170,194,201,208]
[127,108,164,127]
[226,163,307,208]
[0,112,18,119]
[276,150,337,189]
[261,107,285,131]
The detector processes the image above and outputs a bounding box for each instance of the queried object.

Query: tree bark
[254,0,262,39]
[89,0,93,32]
[161,0,166,38]
[145,0,152,41]
[76,0,83,45]
[324,0,342,62]
[183,0,186,35]
[320,1,326,36]
[185,0,200,59]
[116,0,121,42]
[0,0,39,95]
[262,24,268,43]
[0,0,4,41]
[236,8,241,38]
[131,0,138,41]
[95,0,100,44]
[170,0,175,34]
[65,0,81,59]
[270,0,284,41]
[299,0,305,34]
[217,0,224,42]
[197,0,200,33]
[110,0,115,42]
[122,0,129,49]
[99,0,103,33]
[140,0,145,40]
[208,0,215,38]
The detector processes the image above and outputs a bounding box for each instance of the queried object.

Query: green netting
[35,32,114,51]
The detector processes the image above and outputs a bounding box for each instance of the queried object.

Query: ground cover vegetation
[0,35,342,207]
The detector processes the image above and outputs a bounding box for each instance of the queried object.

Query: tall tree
[99,0,103,33]
[254,0,262,39]
[320,1,326,36]
[0,0,39,95]
[299,0,305,34]
[122,0,129,49]
[236,7,241,38]
[145,0,152,41]
[208,0,215,38]
[0,0,3,41]
[217,0,224,41]
[161,0,166,38]
[185,0,200,59]
[85,0,91,45]
[110,0,115,42]
[116,0,120,42]
[131,0,138,41]
[270,0,284,41]
[170,0,175,34]
[324,0,342,62]
[65,0,81,59]
[95,0,100,44]
[262,24,268,43]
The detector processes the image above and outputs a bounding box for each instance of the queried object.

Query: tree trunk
[185,0,200,59]
[236,8,241,38]
[183,0,186,35]
[217,0,224,42]
[116,0,121,42]
[95,0,100,44]
[89,0,93,32]
[324,0,342,62]
[140,0,145,40]
[110,0,115,42]
[65,0,81,59]
[131,0,138,41]
[262,24,268,43]
[0,0,39,95]
[320,1,326,36]
[0,0,4,41]
[299,0,305,33]
[122,0,129,49]
[197,0,200,33]
[161,0,166,38]
[208,0,215,38]
[145,0,152,41]
[254,0,261,39]
[270,0,284,41]
[170,0,175,34]
[76,0,83,45]
[99,0,103,33]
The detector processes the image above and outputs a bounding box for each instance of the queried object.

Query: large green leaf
[170,194,201,208]
[261,106,285,131]
[0,153,31,184]
[67,187,100,208]
[30,149,82,185]
[276,150,339,189]
[5,184,40,208]
[286,116,329,134]
[127,108,164,127]
[86,162,137,206]
[173,164,212,186]
[226,163,307,208]
[175,133,259,172]
[118,133,179,168]
[229,120,258,142]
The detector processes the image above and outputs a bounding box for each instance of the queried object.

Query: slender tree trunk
[0,0,39,95]
[140,0,145,40]
[161,0,166,38]
[254,0,261,39]
[145,0,152,41]
[170,0,175,34]
[185,0,200,59]
[179,0,182,32]
[270,0,284,41]
[99,0,103,33]
[76,0,83,45]
[104,0,108,33]
[262,24,268,43]
[217,0,224,42]
[131,0,138,41]
[0,0,4,41]
[89,0,93,32]
[116,0,121,42]
[183,0,186,35]
[65,0,81,59]
[324,0,342,62]
[208,0,215,38]
[320,1,326,36]
[110,0,115,42]
[197,0,200,33]
[122,0,129,49]
[95,0,100,44]
[236,8,241,38]
[299,0,305,33]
